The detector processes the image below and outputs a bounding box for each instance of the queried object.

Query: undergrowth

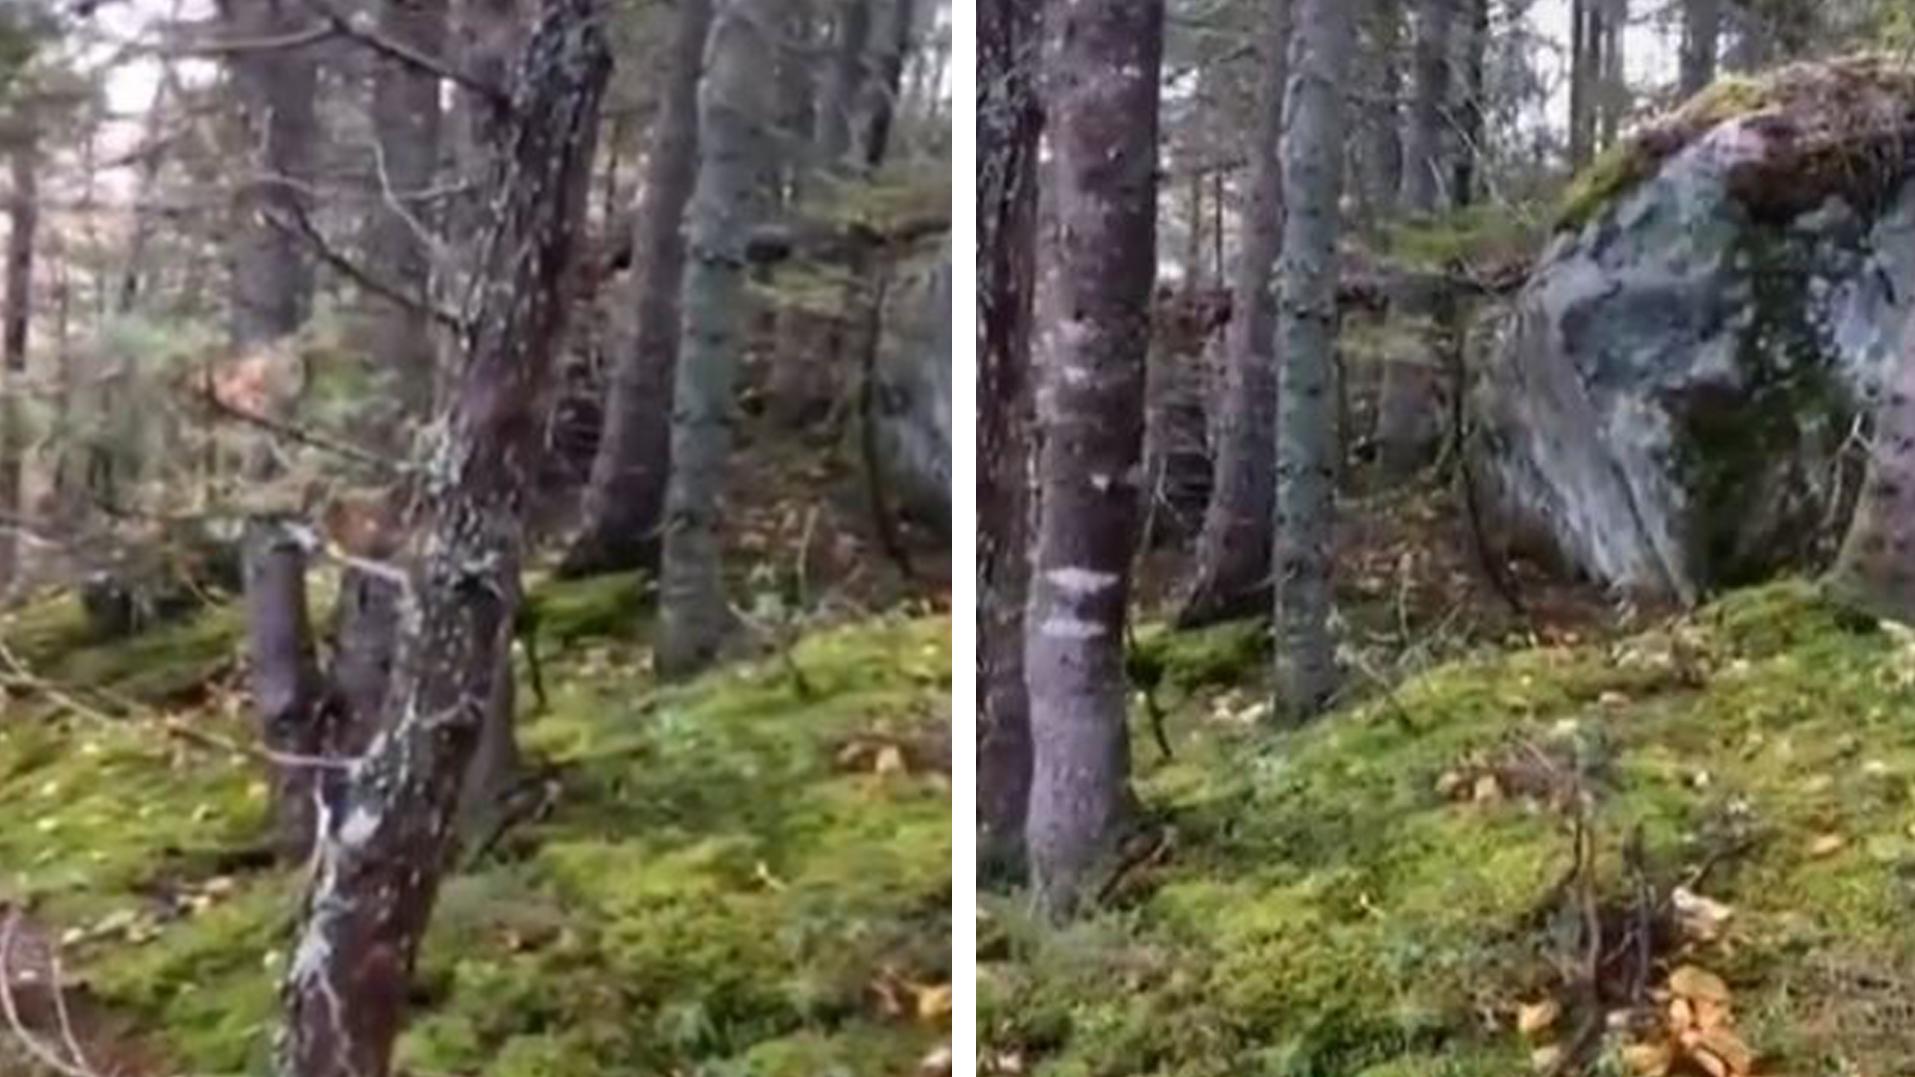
[0,573,952,1077]
[983,579,1915,1076]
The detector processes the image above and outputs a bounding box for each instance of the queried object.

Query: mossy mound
[983,580,1915,1076]
[0,574,951,1076]
[1559,54,1915,229]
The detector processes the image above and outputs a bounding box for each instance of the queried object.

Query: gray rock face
[1472,114,1915,601]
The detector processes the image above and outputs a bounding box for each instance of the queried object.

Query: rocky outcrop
[1471,59,1915,601]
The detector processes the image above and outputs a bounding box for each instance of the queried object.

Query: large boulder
[1472,59,1915,602]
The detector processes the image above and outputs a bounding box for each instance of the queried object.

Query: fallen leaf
[1435,770,1466,798]
[1530,1045,1564,1073]
[1669,965,1731,1004]
[1672,886,1734,942]
[875,745,908,776]
[1620,1041,1675,1077]
[1688,1045,1732,1077]
[1692,1026,1754,1073]
[1808,833,1847,858]
[1517,999,1561,1037]
[918,1045,953,1077]
[1473,774,1504,803]
[915,982,952,1023]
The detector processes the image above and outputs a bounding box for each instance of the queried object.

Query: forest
[0,1,953,1076]
[979,0,1915,1075]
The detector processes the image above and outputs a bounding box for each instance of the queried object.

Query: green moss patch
[1557,55,1915,230]
[985,579,1915,1075]
[2,584,951,1077]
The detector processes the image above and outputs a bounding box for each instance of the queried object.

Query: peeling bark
[275,4,608,1072]
[560,0,711,578]
[1024,0,1162,918]
[656,0,779,678]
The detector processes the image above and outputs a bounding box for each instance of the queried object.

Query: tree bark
[656,0,780,678]
[1175,0,1291,628]
[978,0,1042,882]
[815,0,873,172]
[367,0,448,425]
[0,116,35,596]
[1598,0,1627,150]
[1374,0,1449,481]
[1680,0,1719,97]
[1451,0,1486,206]
[1024,0,1162,919]
[559,0,712,578]
[276,5,608,1074]
[1353,0,1402,235]
[1830,323,1915,621]
[223,0,325,860]
[1273,0,1354,722]
[1568,0,1599,169]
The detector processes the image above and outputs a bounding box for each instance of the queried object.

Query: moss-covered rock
[984,581,1915,1075]
[1,582,951,1076]
[1472,56,1915,602]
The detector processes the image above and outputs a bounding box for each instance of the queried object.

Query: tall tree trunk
[656,0,780,678]
[978,0,1043,882]
[1024,0,1162,919]
[1830,324,1915,621]
[1451,0,1486,205]
[0,117,34,596]
[223,0,325,857]
[1568,0,1596,169]
[1680,0,1718,96]
[1373,0,1449,480]
[366,0,448,425]
[855,0,916,170]
[1175,0,1291,628]
[815,0,873,172]
[276,6,608,1074]
[1353,0,1402,235]
[1598,0,1626,149]
[559,0,712,578]
[1273,0,1354,722]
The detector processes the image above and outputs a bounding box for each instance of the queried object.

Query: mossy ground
[983,580,1915,1076]
[0,574,951,1076]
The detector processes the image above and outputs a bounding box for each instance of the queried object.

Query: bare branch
[261,204,466,332]
[295,0,512,109]
[193,374,411,476]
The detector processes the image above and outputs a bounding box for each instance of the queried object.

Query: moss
[523,569,648,647]
[1130,619,1269,698]
[1555,56,1915,230]
[988,580,1915,1074]
[3,591,950,1077]
[2,595,241,710]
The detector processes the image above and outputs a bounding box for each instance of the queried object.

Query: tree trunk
[1451,0,1486,205]
[1024,0,1162,919]
[0,117,35,596]
[1680,0,1718,96]
[1598,0,1627,150]
[815,0,873,172]
[1273,0,1353,722]
[855,0,915,171]
[1830,324,1915,621]
[655,0,780,678]
[1373,0,1448,480]
[1568,0,1597,169]
[978,0,1042,882]
[1353,0,1402,235]
[276,6,608,1074]
[1175,0,1290,628]
[367,0,448,425]
[559,0,712,578]
[222,0,325,860]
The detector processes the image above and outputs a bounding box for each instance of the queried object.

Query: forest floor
[987,484,1915,1077]
[0,566,953,1077]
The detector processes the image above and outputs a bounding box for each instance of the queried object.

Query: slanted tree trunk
[1374,0,1449,481]
[0,116,35,596]
[978,0,1043,882]
[1273,0,1354,722]
[223,0,324,857]
[1175,0,1290,627]
[1680,0,1718,96]
[559,0,712,578]
[1024,0,1162,919]
[656,0,780,678]
[1829,324,1915,621]
[276,6,609,1074]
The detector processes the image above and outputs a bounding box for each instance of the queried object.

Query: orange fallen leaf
[1620,1041,1675,1077]
[1669,965,1731,1004]
[1809,832,1847,858]
[1517,999,1561,1037]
